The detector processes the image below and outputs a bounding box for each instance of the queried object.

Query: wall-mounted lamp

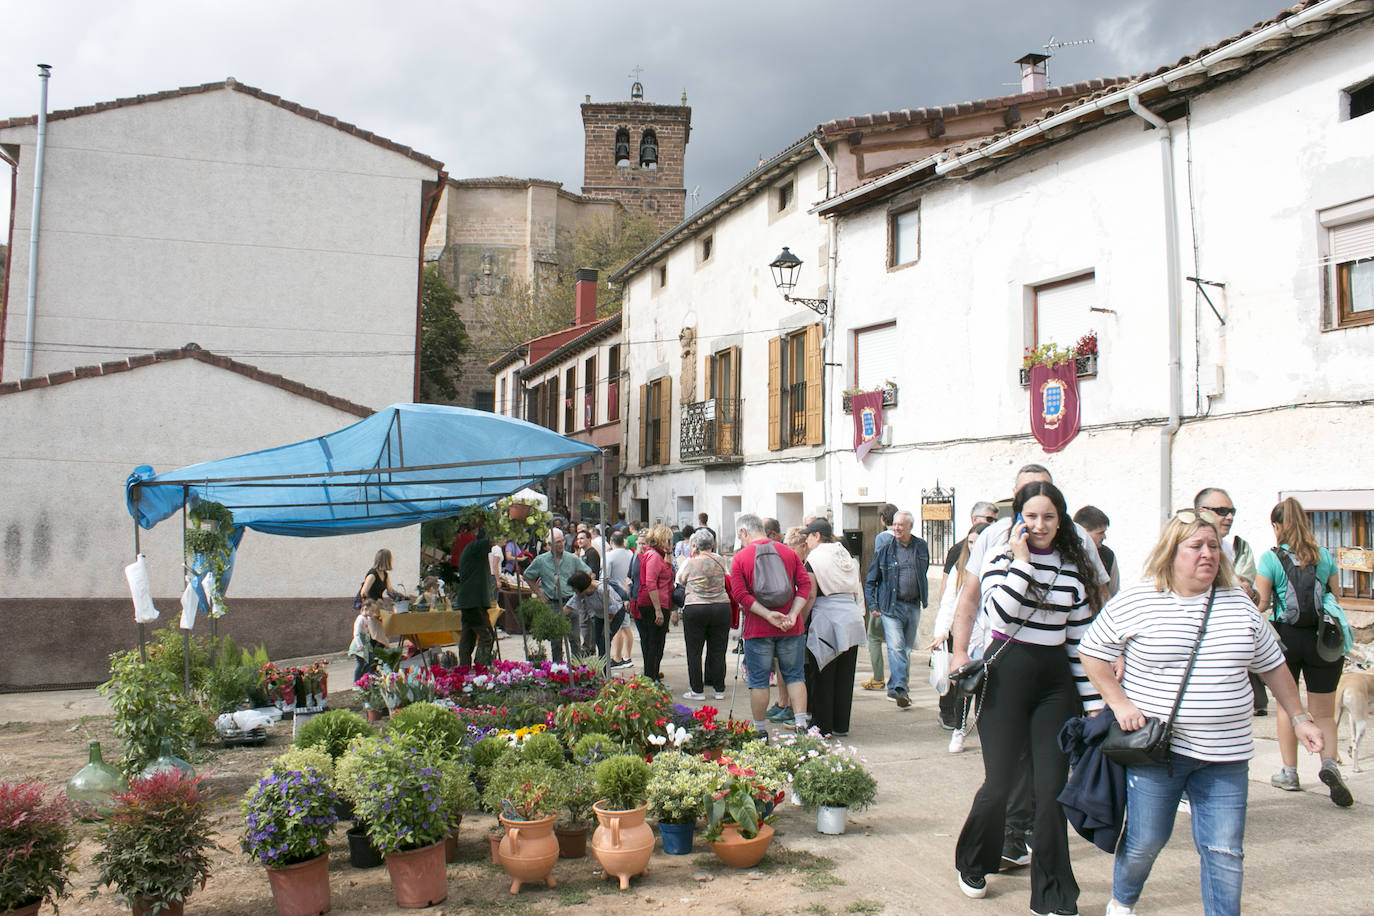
[768,247,828,315]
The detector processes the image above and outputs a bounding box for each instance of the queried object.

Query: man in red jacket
[727,513,814,736]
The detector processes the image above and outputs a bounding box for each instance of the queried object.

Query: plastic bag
[124,554,159,623]
[929,647,951,696]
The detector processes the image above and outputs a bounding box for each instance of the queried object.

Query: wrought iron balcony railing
[679,398,743,463]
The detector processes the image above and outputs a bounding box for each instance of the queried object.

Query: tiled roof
[0,342,372,417]
[0,78,445,173]
[488,344,528,374]
[520,315,621,378]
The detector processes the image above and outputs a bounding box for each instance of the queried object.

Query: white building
[816,0,1374,609]
[0,79,446,686]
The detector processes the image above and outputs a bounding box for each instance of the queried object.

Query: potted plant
[482,762,565,894]
[0,781,77,916]
[555,762,597,859]
[337,735,455,908]
[792,746,877,835]
[332,738,384,870]
[187,499,234,533]
[91,771,218,916]
[646,751,718,855]
[240,748,338,916]
[704,757,780,868]
[590,754,653,890]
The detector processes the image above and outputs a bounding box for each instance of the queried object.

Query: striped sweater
[979,548,1101,711]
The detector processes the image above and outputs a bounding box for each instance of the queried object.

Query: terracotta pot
[590,801,654,891]
[443,816,463,863]
[365,707,382,723]
[709,822,775,868]
[4,899,41,916]
[130,897,185,916]
[264,852,330,916]
[497,814,560,895]
[384,840,447,908]
[554,823,588,858]
[508,502,533,520]
[488,828,504,863]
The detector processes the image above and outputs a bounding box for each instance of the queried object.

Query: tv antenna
[688,185,700,213]
[1042,36,1094,84]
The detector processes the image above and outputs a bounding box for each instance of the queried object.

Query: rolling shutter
[854,323,899,390]
[1035,274,1095,348]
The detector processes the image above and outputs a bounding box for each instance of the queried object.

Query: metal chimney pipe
[23,64,51,379]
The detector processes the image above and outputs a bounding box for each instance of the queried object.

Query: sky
[0,0,1293,218]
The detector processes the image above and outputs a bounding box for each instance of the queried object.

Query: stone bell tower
[581,75,691,233]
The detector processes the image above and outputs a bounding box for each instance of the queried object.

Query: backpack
[1271,547,1322,628]
[751,541,794,609]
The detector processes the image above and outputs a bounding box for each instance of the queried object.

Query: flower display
[792,744,878,811]
[240,753,339,867]
[704,755,782,842]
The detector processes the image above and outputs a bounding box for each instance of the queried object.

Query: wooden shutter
[704,351,715,401]
[726,346,741,398]
[639,383,649,467]
[657,377,672,465]
[804,323,824,446]
[768,336,783,451]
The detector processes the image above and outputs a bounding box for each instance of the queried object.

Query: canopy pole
[598,450,610,670]
[132,491,147,663]
[182,488,191,695]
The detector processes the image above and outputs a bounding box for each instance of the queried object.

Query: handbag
[1101,586,1216,768]
[950,657,986,695]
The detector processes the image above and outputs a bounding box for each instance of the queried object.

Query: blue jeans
[743,634,806,689]
[1114,755,1248,916]
[881,601,921,694]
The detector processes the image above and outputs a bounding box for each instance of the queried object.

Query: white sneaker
[681,690,705,700]
[1106,901,1137,916]
[948,729,966,754]
[713,691,727,699]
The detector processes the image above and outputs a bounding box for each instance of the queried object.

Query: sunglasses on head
[1199,505,1236,517]
[1174,508,1220,525]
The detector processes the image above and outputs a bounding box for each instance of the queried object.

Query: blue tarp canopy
[126,403,600,536]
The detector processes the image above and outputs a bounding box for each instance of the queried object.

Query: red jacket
[632,546,674,619]
[727,538,812,639]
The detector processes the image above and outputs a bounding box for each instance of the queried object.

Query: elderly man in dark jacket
[863,509,929,709]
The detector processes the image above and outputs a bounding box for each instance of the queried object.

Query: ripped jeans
[1114,755,1248,916]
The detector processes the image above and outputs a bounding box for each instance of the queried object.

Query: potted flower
[792,746,877,835]
[240,748,338,916]
[646,751,718,855]
[333,738,384,870]
[337,735,455,908]
[590,755,653,890]
[91,771,218,916]
[555,762,597,859]
[732,740,793,813]
[704,756,780,868]
[482,762,565,895]
[0,781,77,916]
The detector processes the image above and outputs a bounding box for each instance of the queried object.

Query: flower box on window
[1019,354,1097,388]
[841,383,899,414]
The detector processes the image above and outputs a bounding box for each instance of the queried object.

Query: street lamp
[768,247,828,315]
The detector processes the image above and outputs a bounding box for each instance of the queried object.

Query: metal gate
[921,484,955,566]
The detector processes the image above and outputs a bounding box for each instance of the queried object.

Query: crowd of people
[350,467,1359,916]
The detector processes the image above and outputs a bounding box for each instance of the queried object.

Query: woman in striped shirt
[953,481,1102,916]
[1080,510,1321,916]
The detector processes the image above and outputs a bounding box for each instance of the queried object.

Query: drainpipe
[813,138,839,516]
[23,64,51,380]
[1128,93,1182,526]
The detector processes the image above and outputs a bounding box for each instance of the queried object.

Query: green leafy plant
[704,756,780,842]
[386,702,465,759]
[553,677,675,754]
[595,754,651,812]
[647,751,720,824]
[331,736,381,809]
[1021,341,1075,370]
[240,757,338,867]
[470,735,508,775]
[733,739,794,798]
[333,734,455,855]
[91,771,218,911]
[270,746,334,781]
[187,499,234,531]
[0,781,77,912]
[793,749,878,810]
[99,641,216,777]
[518,731,566,769]
[559,763,598,828]
[294,709,373,760]
[482,761,566,821]
[570,732,620,762]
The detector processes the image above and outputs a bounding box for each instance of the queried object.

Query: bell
[640,142,658,167]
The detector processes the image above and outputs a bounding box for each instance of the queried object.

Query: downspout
[23,64,51,380]
[813,138,839,516]
[1128,94,1182,526]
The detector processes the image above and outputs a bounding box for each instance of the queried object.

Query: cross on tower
[627,64,644,82]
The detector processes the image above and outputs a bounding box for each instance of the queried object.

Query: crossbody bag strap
[982,559,1061,670]
[1164,585,1216,730]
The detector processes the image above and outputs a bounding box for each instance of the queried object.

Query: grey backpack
[752,541,794,609]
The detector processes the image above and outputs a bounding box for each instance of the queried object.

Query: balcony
[680,398,743,464]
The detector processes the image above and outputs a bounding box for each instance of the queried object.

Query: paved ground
[5,627,1372,915]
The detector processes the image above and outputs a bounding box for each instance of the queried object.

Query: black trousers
[635,609,671,681]
[955,641,1081,914]
[804,645,859,736]
[682,602,731,693]
[457,605,494,668]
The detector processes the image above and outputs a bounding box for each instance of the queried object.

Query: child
[348,599,388,683]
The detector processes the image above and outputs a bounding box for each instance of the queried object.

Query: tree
[418,265,471,403]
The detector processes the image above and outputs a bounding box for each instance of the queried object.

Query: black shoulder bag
[1101,585,1216,769]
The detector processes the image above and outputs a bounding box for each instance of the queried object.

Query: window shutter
[1035,274,1095,348]
[854,323,899,390]
[639,383,649,467]
[657,377,672,465]
[704,352,715,401]
[1331,218,1374,263]
[804,323,824,446]
[728,345,741,398]
[768,336,783,451]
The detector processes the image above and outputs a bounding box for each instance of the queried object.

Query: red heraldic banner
[851,390,884,461]
[1029,362,1081,453]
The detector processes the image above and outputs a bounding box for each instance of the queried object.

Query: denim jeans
[1114,755,1248,916]
[881,601,921,693]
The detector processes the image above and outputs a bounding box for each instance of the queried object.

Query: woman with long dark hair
[952,481,1102,915]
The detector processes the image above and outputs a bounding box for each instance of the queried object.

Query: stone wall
[581,99,690,232]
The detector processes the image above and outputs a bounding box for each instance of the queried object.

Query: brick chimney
[574,268,598,327]
[1016,52,1049,93]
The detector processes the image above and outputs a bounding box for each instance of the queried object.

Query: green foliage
[334,734,457,855]
[594,754,650,811]
[1021,341,1075,370]
[704,757,779,842]
[553,677,674,753]
[270,746,334,781]
[92,772,217,907]
[240,759,338,866]
[518,731,566,769]
[0,781,77,910]
[99,639,216,777]
[559,764,598,828]
[419,264,472,403]
[570,732,620,763]
[386,702,466,759]
[201,636,267,714]
[646,751,720,824]
[488,497,555,546]
[482,761,566,821]
[733,740,794,797]
[331,736,382,808]
[470,736,508,774]
[292,709,372,760]
[792,750,878,811]
[187,499,235,530]
[847,900,885,914]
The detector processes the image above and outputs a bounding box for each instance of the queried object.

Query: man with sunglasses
[1193,487,1266,715]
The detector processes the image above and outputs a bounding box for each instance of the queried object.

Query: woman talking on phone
[950,481,1102,916]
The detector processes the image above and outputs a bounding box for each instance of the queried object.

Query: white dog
[1335,652,1374,773]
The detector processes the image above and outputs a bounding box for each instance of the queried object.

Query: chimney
[574,268,598,326]
[1016,52,1049,93]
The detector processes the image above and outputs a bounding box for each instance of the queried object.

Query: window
[700,233,713,263]
[1311,509,1374,606]
[607,345,621,421]
[707,346,741,455]
[1342,77,1374,121]
[1033,273,1096,348]
[564,366,577,432]
[888,204,920,268]
[639,376,672,466]
[472,390,494,412]
[584,355,597,428]
[768,323,823,450]
[498,377,508,415]
[777,180,794,213]
[852,322,899,390]
[1320,197,1374,329]
[655,263,668,290]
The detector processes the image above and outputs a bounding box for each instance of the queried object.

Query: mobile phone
[1015,513,1024,526]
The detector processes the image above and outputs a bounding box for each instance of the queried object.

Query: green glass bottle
[66,740,127,816]
[140,736,196,780]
